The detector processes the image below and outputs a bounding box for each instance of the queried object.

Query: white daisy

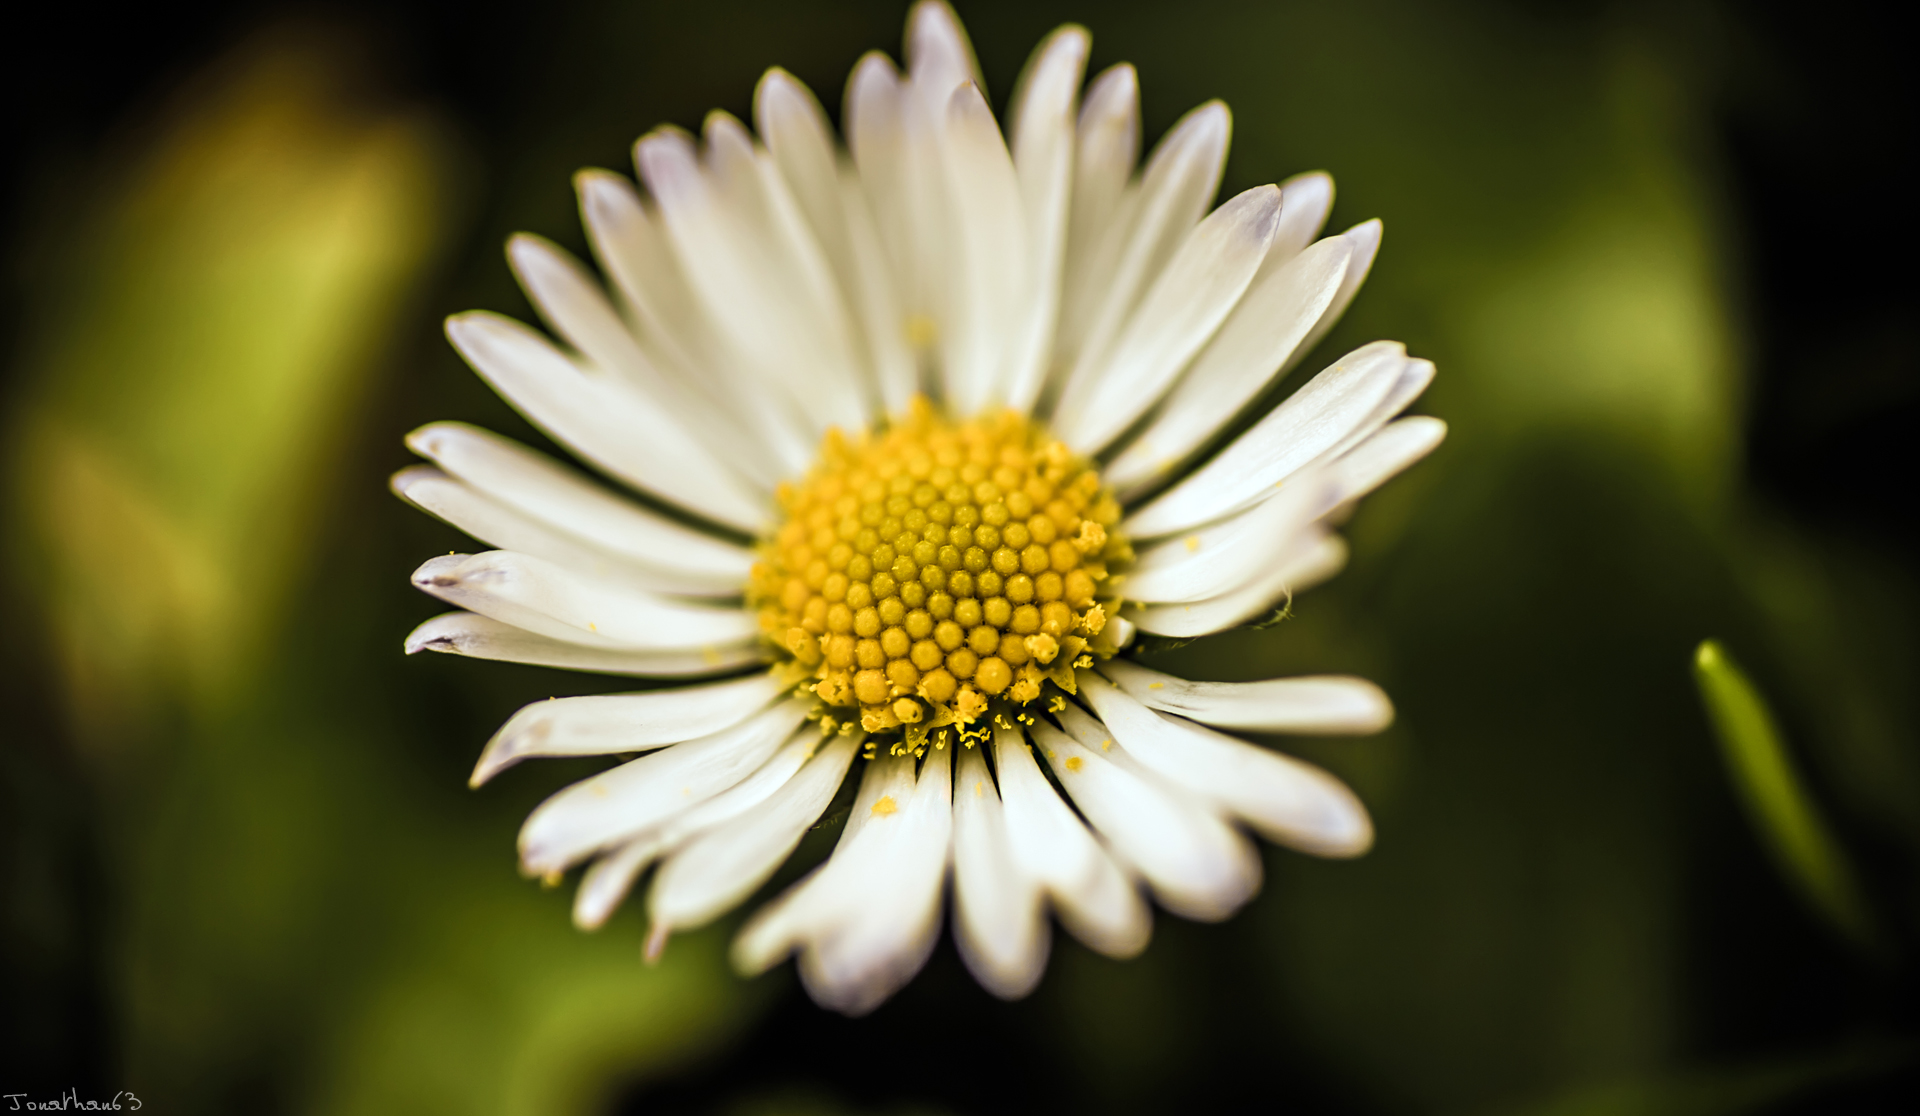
[398,1,1444,1015]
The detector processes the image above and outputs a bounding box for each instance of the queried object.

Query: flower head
[398,1,1444,1014]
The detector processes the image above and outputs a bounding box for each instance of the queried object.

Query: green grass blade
[1693,639,1875,948]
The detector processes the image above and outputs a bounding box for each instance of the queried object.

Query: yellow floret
[750,398,1127,731]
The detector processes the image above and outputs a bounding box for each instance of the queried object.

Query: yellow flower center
[751,399,1130,736]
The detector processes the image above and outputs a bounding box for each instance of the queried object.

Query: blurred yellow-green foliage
[16,38,450,745]
[2,2,1914,1114]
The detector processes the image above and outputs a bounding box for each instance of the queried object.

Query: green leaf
[1692,640,1875,948]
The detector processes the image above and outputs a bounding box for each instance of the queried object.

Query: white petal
[733,749,953,1016]
[1099,658,1393,735]
[1054,101,1230,398]
[1292,219,1382,371]
[1124,469,1337,604]
[572,171,707,382]
[1332,356,1437,464]
[573,170,706,380]
[1123,529,1347,638]
[839,166,917,413]
[1078,674,1372,857]
[905,0,982,94]
[404,611,766,677]
[867,21,963,349]
[755,69,914,414]
[845,52,916,313]
[1197,358,1438,555]
[891,11,991,399]
[404,422,753,584]
[518,698,811,874]
[1001,25,1089,413]
[754,68,848,284]
[634,125,866,440]
[650,734,858,933]
[717,111,877,419]
[505,234,783,489]
[410,551,758,651]
[507,232,655,387]
[1031,720,1259,921]
[625,730,842,938]
[469,672,789,786]
[574,170,816,477]
[1330,416,1448,507]
[732,753,916,974]
[1054,184,1281,452]
[1122,340,1410,539]
[991,725,1150,958]
[1058,64,1139,355]
[797,746,952,1015]
[393,464,617,578]
[444,312,768,531]
[939,80,1028,415]
[1105,233,1352,494]
[951,745,1048,999]
[836,746,919,849]
[659,730,820,841]
[1263,171,1334,272]
[573,834,663,931]
[391,466,739,598]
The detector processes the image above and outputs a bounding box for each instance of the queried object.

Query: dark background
[3,1,1915,1113]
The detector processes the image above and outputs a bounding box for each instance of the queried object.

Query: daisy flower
[397,1,1444,1015]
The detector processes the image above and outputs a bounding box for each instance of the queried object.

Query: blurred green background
[3,1,1914,1113]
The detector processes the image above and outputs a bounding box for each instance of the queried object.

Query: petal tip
[469,748,512,787]
[1046,24,1091,57]
[1345,217,1384,248]
[410,553,469,589]
[1194,99,1231,128]
[851,48,901,84]
[571,165,612,191]
[388,467,422,500]
[643,922,671,964]
[402,422,448,458]
[403,614,459,656]
[443,309,497,348]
